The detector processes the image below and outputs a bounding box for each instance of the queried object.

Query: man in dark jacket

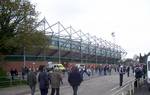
[68,67,83,95]
[38,65,49,95]
[134,66,143,87]
[27,68,37,95]
[119,65,125,86]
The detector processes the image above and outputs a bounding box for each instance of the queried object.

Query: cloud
[32,0,150,58]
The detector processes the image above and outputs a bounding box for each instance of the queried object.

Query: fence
[0,74,27,88]
[112,79,135,95]
[112,78,146,95]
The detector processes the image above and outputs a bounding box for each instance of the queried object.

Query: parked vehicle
[47,62,65,72]
[75,64,85,71]
[147,56,150,91]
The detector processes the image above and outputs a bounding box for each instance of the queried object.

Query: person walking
[119,65,125,87]
[68,67,83,95]
[134,65,143,87]
[49,68,63,95]
[27,68,37,95]
[103,65,107,75]
[38,65,49,95]
[126,66,130,77]
[10,68,15,80]
[142,64,147,79]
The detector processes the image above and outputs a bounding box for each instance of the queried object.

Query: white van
[147,56,150,91]
[75,64,85,71]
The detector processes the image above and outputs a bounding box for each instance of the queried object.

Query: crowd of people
[9,63,147,95]
[133,64,147,87]
[118,63,147,87]
[26,65,83,95]
[24,64,129,95]
[24,64,118,95]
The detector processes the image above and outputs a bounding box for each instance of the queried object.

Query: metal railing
[112,79,135,95]
[0,74,27,88]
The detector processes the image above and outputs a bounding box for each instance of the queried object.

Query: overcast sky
[31,0,150,58]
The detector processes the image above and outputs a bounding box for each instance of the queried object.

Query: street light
[23,47,26,67]
[111,32,116,64]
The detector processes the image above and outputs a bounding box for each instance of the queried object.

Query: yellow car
[53,64,66,71]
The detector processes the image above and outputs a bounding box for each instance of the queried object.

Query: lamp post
[111,32,116,64]
[111,32,115,45]
[23,46,26,67]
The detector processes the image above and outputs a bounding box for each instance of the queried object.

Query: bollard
[19,76,22,85]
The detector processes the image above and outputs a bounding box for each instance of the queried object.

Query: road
[25,73,134,95]
[0,71,134,95]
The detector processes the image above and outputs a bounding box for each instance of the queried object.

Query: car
[53,64,66,71]
[47,62,65,72]
[75,64,85,71]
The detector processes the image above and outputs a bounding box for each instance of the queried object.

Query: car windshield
[80,65,85,67]
[58,65,63,67]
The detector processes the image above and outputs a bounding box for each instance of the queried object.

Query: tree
[139,52,150,64]
[0,0,48,54]
[123,58,135,65]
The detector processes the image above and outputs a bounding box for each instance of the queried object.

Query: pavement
[134,80,150,95]
[0,85,30,95]
[24,75,134,95]
[0,72,99,95]
[0,71,135,95]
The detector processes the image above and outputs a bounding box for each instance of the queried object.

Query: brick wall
[1,61,48,72]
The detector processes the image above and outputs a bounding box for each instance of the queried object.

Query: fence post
[10,76,12,86]
[132,81,134,94]
[19,75,22,85]
[129,83,132,95]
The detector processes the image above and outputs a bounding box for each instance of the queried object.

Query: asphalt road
[0,71,135,95]
[25,73,134,95]
[1,71,149,95]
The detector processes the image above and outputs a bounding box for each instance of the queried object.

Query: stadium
[1,18,127,71]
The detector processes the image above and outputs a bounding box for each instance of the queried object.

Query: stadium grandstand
[2,18,127,71]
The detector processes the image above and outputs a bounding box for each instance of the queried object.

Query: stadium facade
[1,18,127,71]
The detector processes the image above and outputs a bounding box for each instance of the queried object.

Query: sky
[31,0,150,58]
